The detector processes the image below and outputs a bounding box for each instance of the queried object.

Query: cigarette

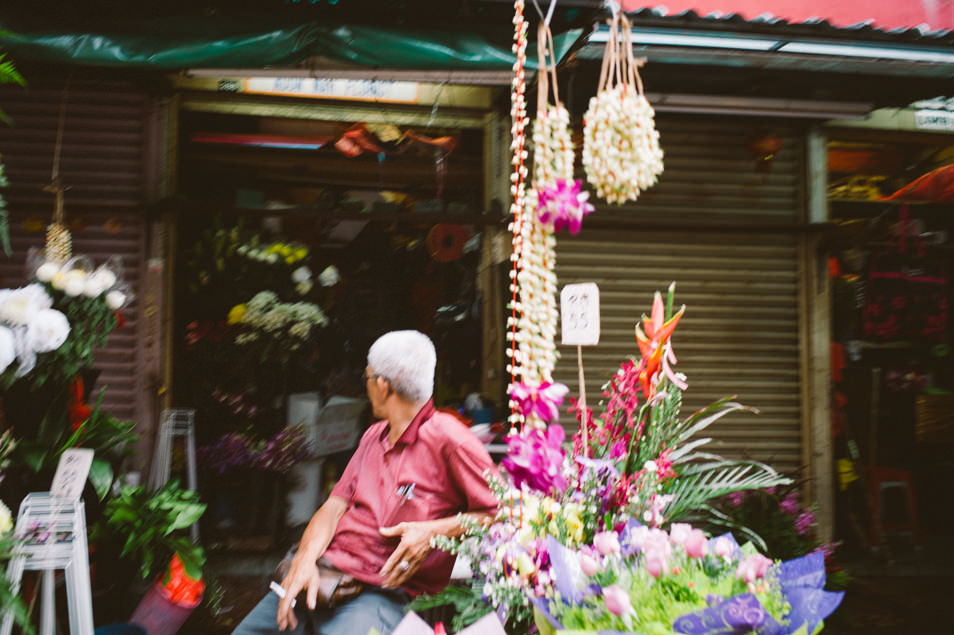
[270,581,297,608]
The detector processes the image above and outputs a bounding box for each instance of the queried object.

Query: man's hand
[276,553,321,631]
[378,521,435,588]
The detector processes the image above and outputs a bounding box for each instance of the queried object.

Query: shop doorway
[170,106,496,546]
[826,134,954,559]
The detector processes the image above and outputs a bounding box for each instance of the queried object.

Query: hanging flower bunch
[582,12,664,204]
[531,22,593,236]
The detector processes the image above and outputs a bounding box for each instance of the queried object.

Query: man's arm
[276,495,349,631]
[378,511,494,589]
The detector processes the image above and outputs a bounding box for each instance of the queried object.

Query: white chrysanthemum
[289,322,311,339]
[318,265,340,287]
[0,284,53,325]
[106,290,127,310]
[84,268,118,297]
[26,308,70,353]
[61,270,88,297]
[35,261,61,283]
[291,266,311,284]
[295,281,313,296]
[0,326,16,374]
[0,500,11,534]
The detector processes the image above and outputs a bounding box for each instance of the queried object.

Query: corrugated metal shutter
[0,78,149,423]
[553,116,804,475]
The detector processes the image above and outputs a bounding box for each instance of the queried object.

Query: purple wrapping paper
[777,552,826,591]
[546,536,586,603]
[673,593,785,635]
[776,552,844,635]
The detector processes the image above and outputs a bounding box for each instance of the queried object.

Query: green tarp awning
[0,13,582,71]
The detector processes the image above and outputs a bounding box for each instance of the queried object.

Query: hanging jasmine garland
[509,19,580,430]
[583,11,664,204]
[506,0,531,429]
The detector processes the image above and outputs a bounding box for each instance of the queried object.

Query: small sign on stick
[50,448,94,501]
[561,282,600,346]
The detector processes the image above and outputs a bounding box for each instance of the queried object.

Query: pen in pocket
[384,482,416,526]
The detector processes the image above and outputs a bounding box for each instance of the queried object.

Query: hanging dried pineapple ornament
[43,87,73,264]
[582,11,664,204]
[43,180,72,263]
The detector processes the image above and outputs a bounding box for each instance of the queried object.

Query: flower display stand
[148,408,199,542]
[1,492,94,635]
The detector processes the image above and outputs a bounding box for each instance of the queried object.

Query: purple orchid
[502,424,568,494]
[509,380,569,423]
[536,179,595,235]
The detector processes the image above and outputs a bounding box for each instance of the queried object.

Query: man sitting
[232,330,498,635]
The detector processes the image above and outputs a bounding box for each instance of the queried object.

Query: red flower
[68,376,92,431]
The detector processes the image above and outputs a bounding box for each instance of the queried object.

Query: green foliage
[10,387,137,499]
[27,292,118,390]
[0,50,24,255]
[408,585,501,634]
[0,531,33,635]
[102,480,206,582]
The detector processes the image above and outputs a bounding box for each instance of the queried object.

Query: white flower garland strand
[506,0,530,430]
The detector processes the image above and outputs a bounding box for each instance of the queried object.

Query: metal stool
[148,408,199,542]
[1,493,94,635]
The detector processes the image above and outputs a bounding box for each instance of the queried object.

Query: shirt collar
[379,399,435,447]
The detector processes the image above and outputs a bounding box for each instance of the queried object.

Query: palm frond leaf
[664,461,791,522]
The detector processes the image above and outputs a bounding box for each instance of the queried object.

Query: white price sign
[561,283,600,346]
[50,448,94,501]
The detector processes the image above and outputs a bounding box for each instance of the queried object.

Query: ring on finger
[398,560,410,572]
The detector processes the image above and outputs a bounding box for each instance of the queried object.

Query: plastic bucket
[95,624,147,635]
[129,582,201,635]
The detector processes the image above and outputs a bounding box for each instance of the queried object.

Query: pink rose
[593,531,621,556]
[579,551,601,577]
[604,584,632,616]
[736,554,774,583]
[684,529,708,558]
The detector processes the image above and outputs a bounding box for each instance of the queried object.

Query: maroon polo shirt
[322,401,499,596]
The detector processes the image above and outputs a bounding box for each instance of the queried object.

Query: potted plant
[93,479,205,625]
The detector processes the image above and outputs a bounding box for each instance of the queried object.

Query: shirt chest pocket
[383,487,434,526]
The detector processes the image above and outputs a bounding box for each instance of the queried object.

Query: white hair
[367,330,435,403]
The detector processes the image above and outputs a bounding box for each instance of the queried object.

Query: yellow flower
[279,245,292,257]
[565,509,584,544]
[285,256,295,264]
[516,526,536,547]
[228,304,247,325]
[515,552,536,577]
[0,501,11,534]
[294,248,308,261]
[266,244,282,255]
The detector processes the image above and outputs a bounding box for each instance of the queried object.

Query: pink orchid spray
[536,179,595,235]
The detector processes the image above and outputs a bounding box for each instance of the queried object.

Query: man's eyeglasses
[363,370,384,383]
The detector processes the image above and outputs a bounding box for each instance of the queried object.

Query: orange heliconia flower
[635,291,685,398]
